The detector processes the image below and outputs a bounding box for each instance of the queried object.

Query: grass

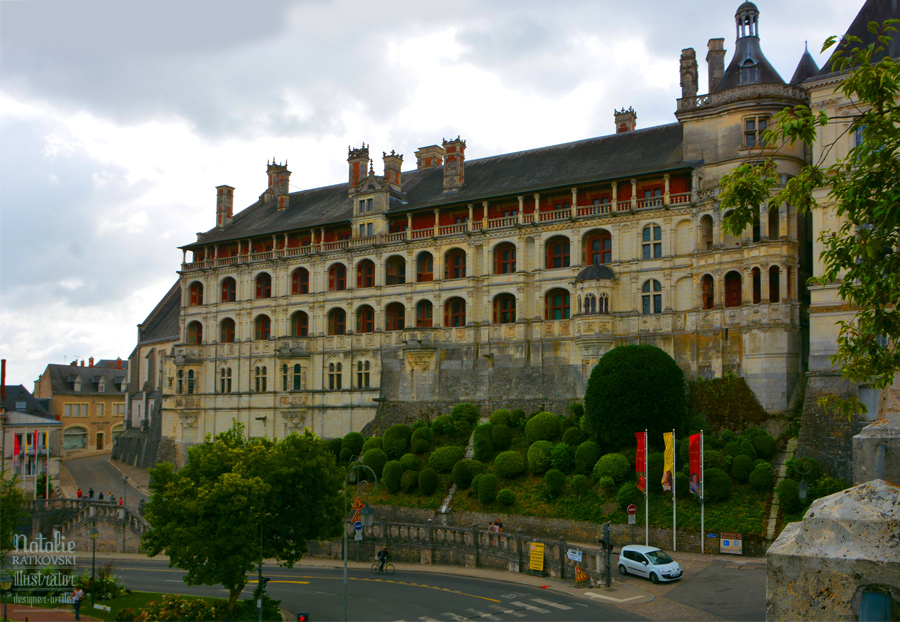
[88,591,225,621]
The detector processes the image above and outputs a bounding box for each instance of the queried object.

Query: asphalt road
[62,454,147,507]
[664,561,766,621]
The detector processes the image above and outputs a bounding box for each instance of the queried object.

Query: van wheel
[650,573,660,584]
[618,564,627,576]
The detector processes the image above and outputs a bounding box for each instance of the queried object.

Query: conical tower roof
[790,44,820,85]
[715,2,785,92]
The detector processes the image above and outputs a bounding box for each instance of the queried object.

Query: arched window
[177,370,184,394]
[445,249,466,279]
[188,282,204,306]
[328,309,346,335]
[357,260,375,288]
[385,303,405,331]
[329,264,347,291]
[768,206,780,239]
[546,236,570,268]
[254,315,271,340]
[769,266,781,303]
[545,289,570,320]
[385,256,406,285]
[583,294,597,315]
[642,225,662,259]
[254,366,267,392]
[219,367,232,394]
[642,280,662,314]
[221,277,236,302]
[585,231,612,265]
[292,268,309,295]
[444,298,466,327]
[291,311,309,337]
[724,271,743,307]
[701,274,715,310]
[494,243,516,274]
[493,294,516,324]
[220,318,236,343]
[700,215,713,251]
[292,364,303,391]
[416,300,433,328]
[752,210,761,243]
[328,362,343,390]
[416,252,434,282]
[255,273,272,299]
[187,321,203,345]
[357,360,371,389]
[752,267,762,304]
[63,427,87,451]
[740,59,759,86]
[356,305,375,333]
[599,293,610,315]
[186,370,196,394]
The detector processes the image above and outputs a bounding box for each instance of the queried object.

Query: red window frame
[417,254,434,282]
[416,301,433,328]
[357,261,375,288]
[256,273,272,299]
[291,312,308,337]
[328,309,346,335]
[385,257,406,285]
[724,272,743,307]
[357,306,375,333]
[546,238,570,268]
[220,318,235,343]
[221,277,236,302]
[445,250,466,279]
[587,232,612,265]
[329,265,347,291]
[701,275,715,310]
[494,244,516,274]
[292,268,309,295]
[385,303,405,331]
[494,294,516,324]
[545,290,570,320]
[445,298,466,327]
[187,321,202,344]
[255,315,271,340]
[189,282,203,306]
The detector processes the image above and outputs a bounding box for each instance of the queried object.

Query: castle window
[493,294,516,324]
[700,215,714,250]
[186,321,203,345]
[724,271,743,307]
[328,308,346,335]
[186,370,195,394]
[254,366,267,392]
[743,116,768,148]
[546,237,570,268]
[188,282,204,306]
[739,59,759,85]
[357,260,375,288]
[445,298,466,327]
[385,256,406,285]
[221,277,237,302]
[416,300,433,328]
[445,249,466,279]
[328,362,343,390]
[545,289,570,320]
[599,293,610,315]
[255,273,272,299]
[494,243,517,274]
[357,360,371,389]
[356,305,375,333]
[769,266,781,303]
[359,223,374,238]
[177,370,183,394]
[329,264,347,291]
[219,367,232,394]
[292,268,309,295]
[291,311,309,337]
[220,318,236,343]
[416,253,434,282]
[768,206,780,239]
[293,364,302,391]
[254,315,271,340]
[642,225,662,259]
[701,274,715,310]
[586,231,612,265]
[385,302,405,331]
[642,279,662,314]
[752,267,762,304]
[583,294,597,315]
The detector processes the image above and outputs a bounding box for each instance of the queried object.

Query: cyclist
[377,548,390,573]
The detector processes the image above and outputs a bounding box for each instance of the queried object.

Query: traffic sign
[351,509,361,523]
[352,497,364,510]
[628,514,636,525]
[627,504,637,515]
[354,521,362,531]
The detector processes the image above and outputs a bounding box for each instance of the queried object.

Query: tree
[1,471,28,565]
[719,21,900,415]
[142,423,344,611]
[583,345,686,448]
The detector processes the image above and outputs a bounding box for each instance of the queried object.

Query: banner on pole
[635,432,646,493]
[662,432,674,492]
[689,433,703,497]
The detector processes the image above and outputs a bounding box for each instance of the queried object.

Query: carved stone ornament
[282,411,307,430]
[406,351,433,372]
[178,413,198,429]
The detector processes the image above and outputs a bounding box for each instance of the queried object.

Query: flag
[635,431,646,493]
[689,433,702,497]
[662,432,674,492]
[14,433,20,456]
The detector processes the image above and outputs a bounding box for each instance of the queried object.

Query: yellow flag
[662,432,674,492]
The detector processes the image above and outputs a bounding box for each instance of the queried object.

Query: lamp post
[343,458,377,622]
[90,522,99,607]
[1,573,13,622]
[796,457,811,502]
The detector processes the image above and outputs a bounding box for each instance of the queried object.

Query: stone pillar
[664,173,671,206]
[558,536,567,580]
[760,204,769,240]
[761,267,769,302]
[468,203,474,232]
[780,265,789,302]
[570,188,578,219]
[611,181,618,206]
[631,179,638,210]
[534,193,541,221]
[406,213,412,240]
[517,196,524,224]
[433,209,440,237]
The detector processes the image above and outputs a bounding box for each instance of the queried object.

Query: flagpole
[44,430,50,499]
[33,428,38,500]
[644,429,649,546]
[701,430,705,555]
[672,429,676,552]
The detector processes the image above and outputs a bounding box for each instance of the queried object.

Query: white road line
[500,593,526,599]
[583,592,645,603]
[510,601,550,614]
[417,617,441,622]
[531,598,572,610]
[442,613,471,622]
[465,609,499,620]
[488,604,525,618]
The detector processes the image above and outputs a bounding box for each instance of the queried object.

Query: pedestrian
[72,586,84,620]
[118,497,124,506]
[495,518,503,532]
[98,491,104,501]
[88,487,94,499]
[76,488,82,499]
[109,493,116,504]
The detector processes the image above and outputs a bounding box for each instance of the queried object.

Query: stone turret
[442,137,466,193]
[383,150,403,192]
[216,185,234,229]
[680,48,699,100]
[415,145,445,169]
[614,107,637,133]
[348,144,370,191]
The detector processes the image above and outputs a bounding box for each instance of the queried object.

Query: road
[62,454,147,507]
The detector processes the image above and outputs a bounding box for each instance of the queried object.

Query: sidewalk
[4,604,100,622]
[106,460,151,495]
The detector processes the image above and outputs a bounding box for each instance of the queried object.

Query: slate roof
[715,35,786,92]
[6,411,61,428]
[575,264,616,282]
[41,364,127,396]
[184,123,692,250]
[138,281,181,344]
[1,385,52,419]
[790,46,820,85]
[815,0,900,79]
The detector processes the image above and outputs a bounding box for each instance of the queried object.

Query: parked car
[617,545,683,583]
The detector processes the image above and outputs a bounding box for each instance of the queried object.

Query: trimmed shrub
[809,475,849,501]
[719,429,738,444]
[383,460,403,493]
[418,468,439,495]
[411,427,433,444]
[563,426,588,446]
[525,412,561,443]
[510,409,526,428]
[454,419,474,438]
[383,425,413,459]
[678,437,690,465]
[560,417,575,433]
[326,437,342,459]
[688,416,707,433]
[785,457,822,483]
[599,475,615,494]
[339,447,353,463]
[550,442,575,473]
[411,419,426,430]
[616,481,643,510]
[749,462,773,492]
[478,474,500,504]
[400,470,419,493]
[743,426,767,440]
[362,436,383,453]
[431,415,454,435]
[619,445,638,468]
[473,424,494,462]
[738,439,758,460]
[704,449,725,470]
[647,452,665,493]
[494,451,527,478]
[776,478,802,513]
[723,440,742,457]
[575,441,602,475]
[412,438,430,454]
[675,471,690,498]
[705,468,733,502]
[527,441,554,475]
[730,454,754,482]
[452,459,483,489]
[471,474,483,496]
[491,424,513,450]
[489,409,511,426]
[543,469,566,500]
[451,403,481,424]
[497,488,516,506]
[571,474,590,496]
[428,446,465,473]
[593,453,632,483]
[400,453,420,472]
[361,448,388,478]
[342,432,365,456]
[569,402,585,422]
[752,434,777,461]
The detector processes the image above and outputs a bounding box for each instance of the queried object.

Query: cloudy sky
[0,0,861,388]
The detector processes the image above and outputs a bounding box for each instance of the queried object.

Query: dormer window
[358,198,373,214]
[744,116,769,149]
[740,58,759,85]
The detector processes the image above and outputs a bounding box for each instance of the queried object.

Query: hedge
[478,474,500,504]
[562,427,587,446]
[543,469,566,499]
[776,478,802,513]
[525,412,561,443]
[489,409,511,426]
[730,454,754,482]
[400,453,420,472]
[705,468,733,502]
[326,438,342,459]
[571,474,590,496]
[593,453,631,483]
[575,441,602,475]
[400,470,419,493]
[494,451,526,478]
[361,448,388,478]
[497,489,516,506]
[362,436,383,453]
[527,441,553,475]
[491,424,512,450]
[451,403,481,424]
[752,434,777,461]
[382,460,403,493]
[616,481,643,510]
[599,475,615,494]
[418,468,439,495]
[509,409,526,428]
[550,443,575,473]
[342,431,365,456]
[452,459,484,489]
[749,462,773,492]
[473,424,494,462]
[428,446,465,473]
[431,415,454,435]
[411,427,433,444]
[411,439,430,454]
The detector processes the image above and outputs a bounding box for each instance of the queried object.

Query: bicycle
[371,561,395,575]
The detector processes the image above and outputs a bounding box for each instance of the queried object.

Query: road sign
[627,504,637,515]
[354,531,362,541]
[352,497,364,510]
[575,567,590,582]
[529,542,545,572]
[354,521,362,531]
[628,514,636,525]
[566,548,583,562]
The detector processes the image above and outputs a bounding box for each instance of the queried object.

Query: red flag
[689,433,702,497]
[14,433,20,456]
[635,431,646,493]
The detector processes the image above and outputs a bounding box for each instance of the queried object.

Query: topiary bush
[730,454,754,482]
[489,409,511,426]
[574,441,602,475]
[340,447,353,463]
[543,469,566,500]
[571,474,590,496]
[738,439,758,460]
[599,475,615,494]
[431,415,454,436]
[525,412,561,443]
[497,488,516,506]
[382,460,403,493]
[776,478,802,513]
[494,451,527,478]
[647,452,665,494]
[428,446,465,473]
[362,436,383,453]
[723,440,742,457]
[400,453,420,472]
[527,441,553,475]
[400,470,419,493]
[478,474,500,504]
[688,415,707,433]
[704,449,725,470]
[560,417,575,433]
[418,468,439,495]
[562,426,588,446]
[412,438,430,454]
[470,474,483,496]
[342,431,365,456]
[616,481,643,510]
[326,438,342,460]
[473,424,494,462]
[454,419,474,438]
[550,442,575,473]
[509,408,526,428]
[569,402,585,422]
[785,457,822,483]
[411,426,433,444]
[675,471,690,498]
[452,459,484,489]
[451,403,481,424]
[749,462,773,492]
[593,453,632,483]
[362,448,388,478]
[705,468,733,502]
[491,424,513,450]
[752,434,777,461]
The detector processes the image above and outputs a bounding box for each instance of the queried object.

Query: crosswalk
[395,592,577,621]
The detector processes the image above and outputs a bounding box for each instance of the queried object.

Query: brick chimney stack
[415,145,445,169]
[383,150,403,192]
[707,38,726,92]
[442,137,466,193]
[348,144,370,192]
[216,185,234,229]
[89,356,94,367]
[614,107,637,133]
[680,48,699,100]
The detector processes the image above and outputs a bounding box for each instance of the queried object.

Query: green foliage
[598,475,616,494]
[543,469,566,500]
[752,434,777,460]
[454,419,474,437]
[400,470,419,493]
[361,436,383,453]
[571,474,590,496]
[431,415,455,435]
[1,471,27,560]
[688,416,707,433]
[616,481,643,510]
[574,441,602,475]
[451,403,481,424]
[418,468,439,495]
[383,425,413,459]
[452,459,484,489]
[689,376,769,433]
[704,449,725,470]
[382,460,403,493]
[470,474,483,496]
[509,409,526,428]
[675,471,690,498]
[730,454,754,482]
[524,412,561,443]
[785,457,823,483]
[361,448,389,479]
[705,468,733,502]
[562,426,587,446]
[776,478,803,514]
[559,417,575,433]
[497,488,516,506]
[494,450,527,478]
[723,440,742,457]
[342,431,365,456]
[719,429,737,444]
[142,423,344,610]
[809,475,849,501]
[339,447,353,463]
[473,424,494,462]
[428,446,465,473]
[491,423,513,450]
[583,345,686,448]
[592,453,631,484]
[478,474,500,504]
[489,409,511,426]
[326,438,342,460]
[647,452,664,494]
[749,462,774,492]
[411,426,433,444]
[550,442,575,473]
[527,441,553,475]
[411,439,430,454]
[131,594,221,621]
[739,440,757,460]
[568,402,585,422]
[400,453,420,471]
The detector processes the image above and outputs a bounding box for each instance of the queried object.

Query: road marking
[510,601,550,614]
[500,592,526,599]
[531,598,572,610]
[416,617,441,622]
[249,580,310,585]
[488,605,524,618]
[583,592,645,603]
[442,613,471,622]
[465,609,499,620]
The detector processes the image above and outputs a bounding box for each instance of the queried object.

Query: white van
[617,544,683,583]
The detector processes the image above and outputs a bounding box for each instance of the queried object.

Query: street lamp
[1,573,13,622]
[796,457,811,501]
[343,458,377,622]
[90,522,99,607]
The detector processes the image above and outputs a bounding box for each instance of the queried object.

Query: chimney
[415,145,445,170]
[89,356,94,367]
[383,150,403,191]
[265,160,291,210]
[707,38,726,92]
[347,144,370,192]
[216,185,234,229]
[116,357,123,369]
[442,137,466,193]
[680,48,699,100]
[80,360,85,367]
[614,107,637,133]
